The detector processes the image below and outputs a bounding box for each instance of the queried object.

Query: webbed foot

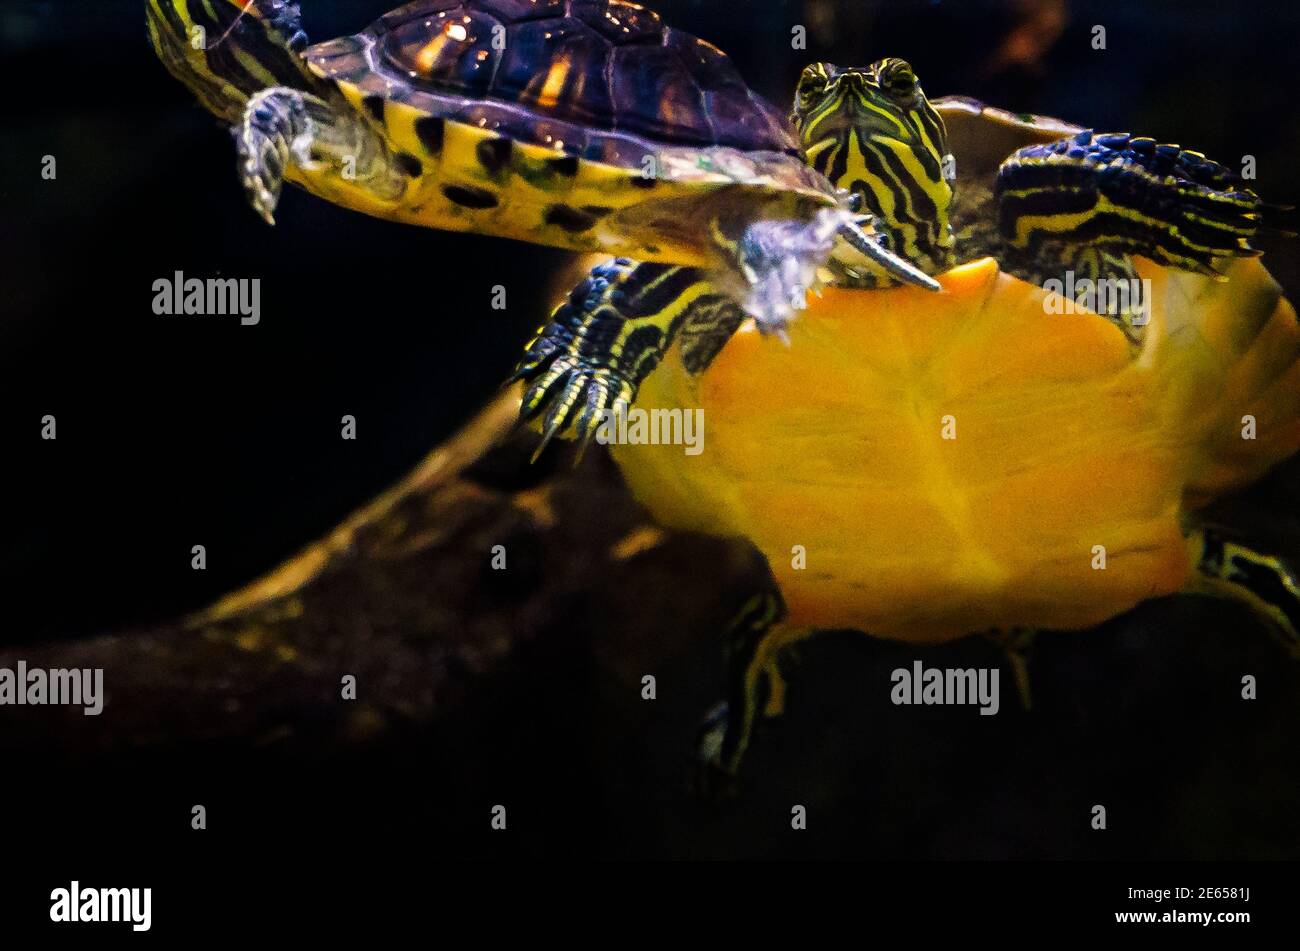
[236,87,314,225]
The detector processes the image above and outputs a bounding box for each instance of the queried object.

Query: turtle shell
[305,0,800,167]
[928,96,1087,261]
[932,96,1083,185]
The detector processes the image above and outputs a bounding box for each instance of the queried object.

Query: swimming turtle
[512,61,1298,789]
[146,0,939,328]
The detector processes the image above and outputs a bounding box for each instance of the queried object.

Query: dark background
[1,0,1298,868]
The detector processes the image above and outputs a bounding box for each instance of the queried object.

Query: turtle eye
[879,59,918,99]
[794,63,833,112]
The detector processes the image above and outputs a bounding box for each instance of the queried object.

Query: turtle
[146,0,941,329]
[510,58,1299,790]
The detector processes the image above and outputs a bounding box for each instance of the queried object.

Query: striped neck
[793,60,956,280]
[807,126,955,276]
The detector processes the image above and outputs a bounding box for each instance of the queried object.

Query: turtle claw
[841,216,942,291]
[513,349,634,462]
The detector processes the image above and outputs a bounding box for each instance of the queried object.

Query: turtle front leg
[995,130,1270,277]
[236,87,405,225]
[512,258,745,460]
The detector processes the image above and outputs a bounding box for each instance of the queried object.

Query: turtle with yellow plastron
[513,70,1299,791]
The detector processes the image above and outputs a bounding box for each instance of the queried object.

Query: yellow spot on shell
[416,36,446,72]
[417,19,471,73]
[536,56,570,109]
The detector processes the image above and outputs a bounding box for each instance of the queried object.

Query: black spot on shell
[544,204,598,233]
[631,174,657,189]
[362,95,386,123]
[394,152,423,178]
[415,116,444,155]
[476,137,513,174]
[580,205,614,218]
[546,155,580,177]
[443,184,499,209]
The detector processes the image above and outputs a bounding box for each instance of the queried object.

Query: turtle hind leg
[982,627,1036,710]
[996,130,1268,275]
[1185,529,1300,658]
[693,588,809,800]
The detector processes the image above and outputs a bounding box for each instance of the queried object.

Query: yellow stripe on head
[146,0,315,121]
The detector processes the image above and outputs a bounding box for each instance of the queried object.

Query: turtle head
[146,0,312,122]
[791,59,955,271]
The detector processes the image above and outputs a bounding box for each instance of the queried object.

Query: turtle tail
[1136,255,1300,507]
[146,0,317,123]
